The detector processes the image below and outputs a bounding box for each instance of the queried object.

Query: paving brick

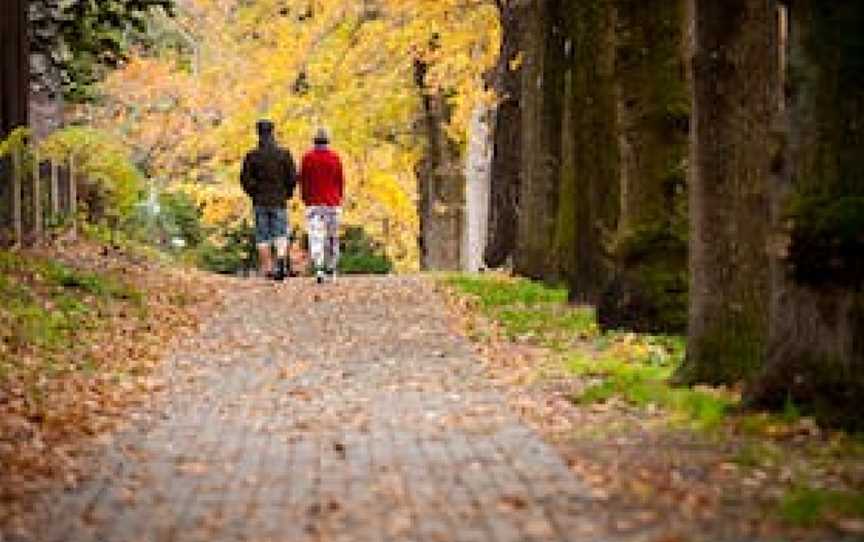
[14,277,621,542]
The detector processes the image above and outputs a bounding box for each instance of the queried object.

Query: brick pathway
[23,277,621,542]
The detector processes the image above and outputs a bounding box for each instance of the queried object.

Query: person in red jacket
[300,128,344,283]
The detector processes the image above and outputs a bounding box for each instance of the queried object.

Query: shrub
[338,226,393,274]
[194,222,255,275]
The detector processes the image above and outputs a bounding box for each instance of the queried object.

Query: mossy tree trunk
[597,0,690,332]
[747,1,864,430]
[559,0,620,303]
[513,0,565,280]
[414,57,465,271]
[484,0,524,268]
[676,0,779,385]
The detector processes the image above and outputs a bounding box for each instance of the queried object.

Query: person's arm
[284,150,298,199]
[335,154,345,203]
[299,154,309,205]
[240,153,255,196]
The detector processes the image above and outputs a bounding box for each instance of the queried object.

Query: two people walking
[240,120,344,283]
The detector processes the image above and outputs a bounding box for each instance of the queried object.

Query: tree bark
[597,0,690,332]
[676,0,779,385]
[414,58,465,271]
[1,0,29,242]
[1,0,29,140]
[559,0,619,303]
[463,104,493,272]
[513,0,564,280]
[484,0,524,268]
[747,1,864,430]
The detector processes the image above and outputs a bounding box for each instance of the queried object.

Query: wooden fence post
[50,157,59,216]
[69,154,77,239]
[12,148,22,247]
[33,148,43,239]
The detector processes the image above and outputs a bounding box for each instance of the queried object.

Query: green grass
[732,441,784,468]
[443,274,568,308]
[779,487,864,527]
[443,274,595,345]
[42,259,142,303]
[495,305,596,343]
[443,273,736,428]
[568,348,732,429]
[0,251,142,354]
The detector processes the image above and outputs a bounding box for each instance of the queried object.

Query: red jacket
[300,147,344,206]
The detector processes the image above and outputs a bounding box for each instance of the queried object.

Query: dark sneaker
[273,258,287,281]
[316,272,325,284]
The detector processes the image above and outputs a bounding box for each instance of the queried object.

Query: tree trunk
[597,0,690,332]
[676,0,779,385]
[1,0,29,243]
[512,0,565,280]
[463,104,493,272]
[414,58,465,271]
[484,0,524,268]
[1,0,29,139]
[747,1,864,430]
[559,0,619,303]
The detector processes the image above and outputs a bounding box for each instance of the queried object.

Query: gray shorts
[254,206,288,243]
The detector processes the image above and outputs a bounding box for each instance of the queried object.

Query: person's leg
[306,207,326,282]
[254,207,274,277]
[272,207,289,280]
[325,207,342,276]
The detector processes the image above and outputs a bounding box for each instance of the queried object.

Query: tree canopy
[73,0,500,270]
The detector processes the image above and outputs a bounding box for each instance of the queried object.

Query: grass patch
[0,250,141,355]
[779,487,864,527]
[42,259,142,303]
[443,274,568,308]
[496,305,596,343]
[443,273,735,429]
[568,347,732,429]
[443,274,595,345]
[731,441,785,468]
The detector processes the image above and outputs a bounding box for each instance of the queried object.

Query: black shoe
[273,258,287,281]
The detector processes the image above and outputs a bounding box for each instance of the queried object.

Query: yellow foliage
[75,0,500,270]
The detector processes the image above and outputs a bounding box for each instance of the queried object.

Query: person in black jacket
[240,120,297,280]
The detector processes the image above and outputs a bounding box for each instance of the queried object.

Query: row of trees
[475,0,862,428]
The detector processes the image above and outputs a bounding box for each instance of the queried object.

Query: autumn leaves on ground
[0,241,225,517]
[2,0,864,540]
[2,243,863,541]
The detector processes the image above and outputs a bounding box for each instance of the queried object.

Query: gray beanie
[313,127,330,145]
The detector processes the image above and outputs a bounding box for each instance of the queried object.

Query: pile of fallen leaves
[0,240,227,528]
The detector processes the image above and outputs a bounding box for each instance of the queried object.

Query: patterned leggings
[306,206,342,272]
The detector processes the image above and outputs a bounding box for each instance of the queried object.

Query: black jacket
[240,143,297,207]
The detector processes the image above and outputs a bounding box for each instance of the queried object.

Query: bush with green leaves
[338,226,393,275]
[39,127,145,222]
[193,222,256,275]
[30,0,175,100]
